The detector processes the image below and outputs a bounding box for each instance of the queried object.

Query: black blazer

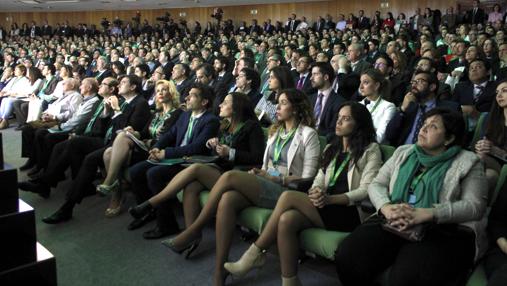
[384,99,461,147]
[176,78,192,103]
[210,80,228,115]
[246,89,263,106]
[94,69,113,84]
[293,73,316,96]
[453,81,496,113]
[310,91,345,138]
[85,101,112,138]
[140,108,183,144]
[357,17,371,30]
[215,119,265,170]
[465,8,486,24]
[217,72,234,88]
[110,95,151,143]
[155,110,220,159]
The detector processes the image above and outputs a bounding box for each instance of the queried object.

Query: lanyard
[184,116,197,143]
[273,127,296,165]
[220,122,245,145]
[328,153,351,187]
[84,101,104,135]
[369,97,382,114]
[409,167,427,192]
[149,110,173,138]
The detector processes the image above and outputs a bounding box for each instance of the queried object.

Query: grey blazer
[368,144,488,260]
[262,124,320,179]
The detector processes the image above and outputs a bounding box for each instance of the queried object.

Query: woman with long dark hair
[255,65,295,125]
[128,92,265,230]
[224,102,382,286]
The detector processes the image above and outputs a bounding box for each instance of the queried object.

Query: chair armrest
[287,178,314,193]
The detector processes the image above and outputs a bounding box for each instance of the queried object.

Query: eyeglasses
[100,82,112,87]
[410,78,428,85]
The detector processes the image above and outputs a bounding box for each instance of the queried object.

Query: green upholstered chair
[298,144,396,260]
[469,112,488,150]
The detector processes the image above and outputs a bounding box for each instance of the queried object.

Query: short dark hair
[190,82,215,109]
[469,58,491,71]
[422,108,466,147]
[197,63,216,79]
[240,67,260,91]
[120,74,143,94]
[135,63,151,78]
[239,57,255,69]
[45,63,56,75]
[311,62,335,83]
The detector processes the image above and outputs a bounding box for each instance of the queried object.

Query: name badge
[267,167,281,177]
[408,193,417,205]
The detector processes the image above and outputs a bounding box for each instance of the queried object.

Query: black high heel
[128,201,153,219]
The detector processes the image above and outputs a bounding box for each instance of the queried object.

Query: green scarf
[391,145,461,208]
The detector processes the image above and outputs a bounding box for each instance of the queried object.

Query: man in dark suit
[285,14,300,32]
[128,83,220,238]
[385,71,461,147]
[309,62,344,138]
[195,63,228,116]
[29,21,41,38]
[94,56,113,84]
[313,16,325,33]
[157,51,174,79]
[41,20,52,37]
[323,14,336,30]
[465,0,486,25]
[248,19,262,35]
[453,59,496,131]
[214,56,234,88]
[172,63,192,103]
[294,56,316,96]
[263,19,274,34]
[21,75,151,224]
[357,10,371,30]
[348,43,372,75]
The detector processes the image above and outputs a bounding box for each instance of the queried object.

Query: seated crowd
[2,2,507,285]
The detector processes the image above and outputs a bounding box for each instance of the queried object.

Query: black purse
[381,220,428,242]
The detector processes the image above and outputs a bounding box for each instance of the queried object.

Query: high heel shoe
[128,201,153,219]
[161,236,202,259]
[224,243,266,278]
[96,180,119,196]
[105,196,125,218]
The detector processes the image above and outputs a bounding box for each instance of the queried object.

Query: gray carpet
[2,125,339,286]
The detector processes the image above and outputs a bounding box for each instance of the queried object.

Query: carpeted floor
[2,124,340,286]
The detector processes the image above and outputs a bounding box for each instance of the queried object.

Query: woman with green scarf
[336,108,488,286]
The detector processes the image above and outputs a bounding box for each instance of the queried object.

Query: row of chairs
[170,125,499,285]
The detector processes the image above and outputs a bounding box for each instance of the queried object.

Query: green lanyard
[39,76,52,95]
[273,128,297,165]
[84,101,104,135]
[219,122,245,145]
[184,116,196,143]
[328,153,351,187]
[369,98,382,114]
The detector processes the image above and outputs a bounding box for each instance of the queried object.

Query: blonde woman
[98,80,182,216]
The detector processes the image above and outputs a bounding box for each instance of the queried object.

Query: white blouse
[360,97,396,143]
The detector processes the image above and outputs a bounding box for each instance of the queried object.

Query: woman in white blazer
[0,64,30,128]
[224,102,383,286]
[358,68,396,143]
[163,88,320,285]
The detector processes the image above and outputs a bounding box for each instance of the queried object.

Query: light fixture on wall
[179,12,186,17]
[250,9,258,15]
[380,1,389,9]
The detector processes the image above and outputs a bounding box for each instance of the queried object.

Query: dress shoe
[19,159,35,171]
[18,181,50,198]
[224,243,266,278]
[127,210,156,230]
[28,169,44,180]
[15,124,25,131]
[27,166,41,177]
[128,201,153,219]
[161,236,202,259]
[42,208,72,224]
[142,226,180,239]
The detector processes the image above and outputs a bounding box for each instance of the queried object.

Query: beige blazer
[311,143,383,221]
[262,124,320,179]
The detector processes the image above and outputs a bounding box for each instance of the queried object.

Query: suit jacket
[110,95,151,142]
[41,25,52,36]
[357,17,371,30]
[465,8,486,24]
[285,19,301,32]
[248,25,262,35]
[94,69,113,84]
[246,89,263,106]
[154,110,220,158]
[324,20,336,30]
[210,79,228,115]
[293,72,316,96]
[176,78,192,103]
[351,59,371,74]
[313,19,325,32]
[335,73,360,100]
[217,72,234,88]
[310,90,345,138]
[37,76,59,96]
[263,124,320,179]
[384,99,461,147]
[264,23,274,34]
[453,81,496,113]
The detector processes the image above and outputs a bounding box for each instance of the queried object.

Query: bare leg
[214,191,251,286]
[256,191,325,249]
[103,132,134,186]
[103,147,112,172]
[182,181,206,227]
[149,163,222,207]
[170,170,263,248]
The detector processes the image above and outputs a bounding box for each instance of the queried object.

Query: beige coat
[311,143,383,221]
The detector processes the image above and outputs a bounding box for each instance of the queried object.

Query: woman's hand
[475,139,493,155]
[123,126,135,133]
[148,148,164,161]
[108,96,120,111]
[308,187,327,208]
[248,168,267,177]
[206,137,219,149]
[387,206,434,230]
[497,237,507,254]
[215,143,230,158]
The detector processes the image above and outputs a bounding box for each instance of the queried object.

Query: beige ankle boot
[281,275,302,286]
[224,243,266,278]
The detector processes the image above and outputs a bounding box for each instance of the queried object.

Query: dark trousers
[335,219,475,286]
[129,161,182,230]
[42,136,104,189]
[66,147,106,204]
[483,246,507,286]
[21,125,69,169]
[12,99,28,125]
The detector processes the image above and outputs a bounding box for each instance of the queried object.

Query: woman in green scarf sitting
[336,108,488,286]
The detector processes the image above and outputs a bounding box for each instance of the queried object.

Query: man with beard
[384,71,460,147]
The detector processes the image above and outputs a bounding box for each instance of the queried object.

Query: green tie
[84,101,104,135]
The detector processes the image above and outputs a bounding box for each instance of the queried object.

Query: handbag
[381,220,428,242]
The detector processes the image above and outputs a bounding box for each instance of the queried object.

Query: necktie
[297,76,305,90]
[314,93,324,124]
[84,101,104,135]
[412,104,427,143]
[364,99,370,107]
[474,85,485,103]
